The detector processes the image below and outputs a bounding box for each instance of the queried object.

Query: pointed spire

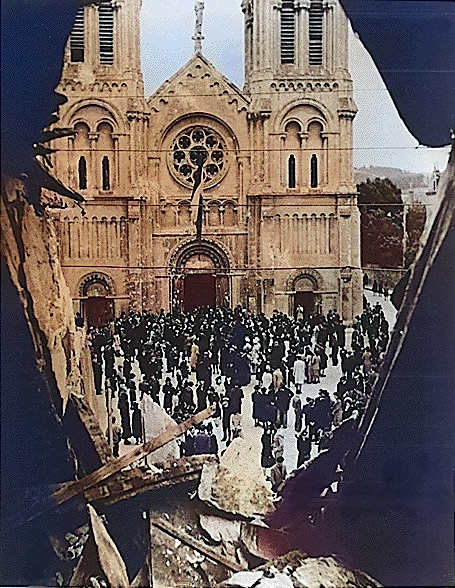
[192,1,205,54]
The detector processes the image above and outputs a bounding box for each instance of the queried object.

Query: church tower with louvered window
[45,0,362,325]
[242,0,361,319]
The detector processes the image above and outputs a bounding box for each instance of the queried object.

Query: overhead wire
[60,263,408,273]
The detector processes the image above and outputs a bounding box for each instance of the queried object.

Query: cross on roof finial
[192,1,205,54]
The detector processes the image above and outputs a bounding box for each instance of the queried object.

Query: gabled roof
[146,52,249,114]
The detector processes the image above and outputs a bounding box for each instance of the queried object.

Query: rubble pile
[218,551,383,588]
[1,181,383,587]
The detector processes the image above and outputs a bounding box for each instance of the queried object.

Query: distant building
[402,168,439,205]
[45,0,362,326]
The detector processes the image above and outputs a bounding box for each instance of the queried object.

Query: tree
[358,178,404,268]
[404,204,427,268]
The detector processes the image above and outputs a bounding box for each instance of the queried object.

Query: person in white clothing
[262,366,273,390]
[293,355,305,392]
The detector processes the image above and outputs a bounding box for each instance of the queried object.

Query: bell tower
[242,0,362,322]
[62,0,144,97]
[51,0,149,196]
[242,0,357,194]
[243,0,350,89]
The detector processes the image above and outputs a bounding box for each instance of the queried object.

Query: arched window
[78,156,87,190]
[74,122,90,149]
[281,1,295,64]
[284,121,301,188]
[97,122,115,189]
[288,155,296,188]
[99,2,114,65]
[102,157,110,191]
[70,7,85,62]
[309,0,323,65]
[310,154,318,188]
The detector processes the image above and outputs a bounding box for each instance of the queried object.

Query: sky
[140,0,450,175]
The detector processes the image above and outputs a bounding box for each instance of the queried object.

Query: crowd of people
[88,300,390,493]
[363,272,390,298]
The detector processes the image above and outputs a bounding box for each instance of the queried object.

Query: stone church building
[45,0,362,326]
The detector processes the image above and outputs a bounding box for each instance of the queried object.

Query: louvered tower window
[70,7,85,62]
[99,2,114,65]
[281,1,295,64]
[309,0,323,65]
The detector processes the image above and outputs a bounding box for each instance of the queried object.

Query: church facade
[45,0,362,326]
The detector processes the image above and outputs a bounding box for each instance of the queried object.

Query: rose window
[170,126,226,187]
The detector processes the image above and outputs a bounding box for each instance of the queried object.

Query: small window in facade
[102,156,110,190]
[288,155,296,188]
[78,156,87,190]
[309,0,323,65]
[310,154,318,187]
[281,1,295,64]
[99,2,114,65]
[70,7,85,62]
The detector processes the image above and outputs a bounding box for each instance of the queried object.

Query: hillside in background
[354,166,428,190]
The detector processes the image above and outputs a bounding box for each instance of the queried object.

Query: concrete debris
[150,519,232,587]
[199,437,275,518]
[1,182,387,588]
[50,524,90,562]
[239,522,265,560]
[141,395,179,465]
[87,577,108,588]
[223,570,263,587]
[224,567,294,588]
[218,551,383,588]
[198,515,267,564]
[199,514,241,555]
[236,547,250,570]
[292,556,383,588]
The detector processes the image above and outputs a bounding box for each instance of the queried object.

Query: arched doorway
[79,274,115,327]
[292,275,320,319]
[170,240,230,313]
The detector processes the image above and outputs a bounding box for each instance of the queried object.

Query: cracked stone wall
[1,177,108,443]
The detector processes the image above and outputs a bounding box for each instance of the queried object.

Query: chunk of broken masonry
[217,551,383,588]
[198,437,275,518]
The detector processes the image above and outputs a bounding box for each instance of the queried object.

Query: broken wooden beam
[85,455,217,506]
[151,516,247,573]
[52,405,215,506]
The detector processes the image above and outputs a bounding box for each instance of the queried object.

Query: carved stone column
[297,0,311,73]
[88,132,99,190]
[323,0,336,72]
[321,132,329,186]
[298,131,308,188]
[112,134,120,189]
[337,102,356,187]
[271,1,282,74]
